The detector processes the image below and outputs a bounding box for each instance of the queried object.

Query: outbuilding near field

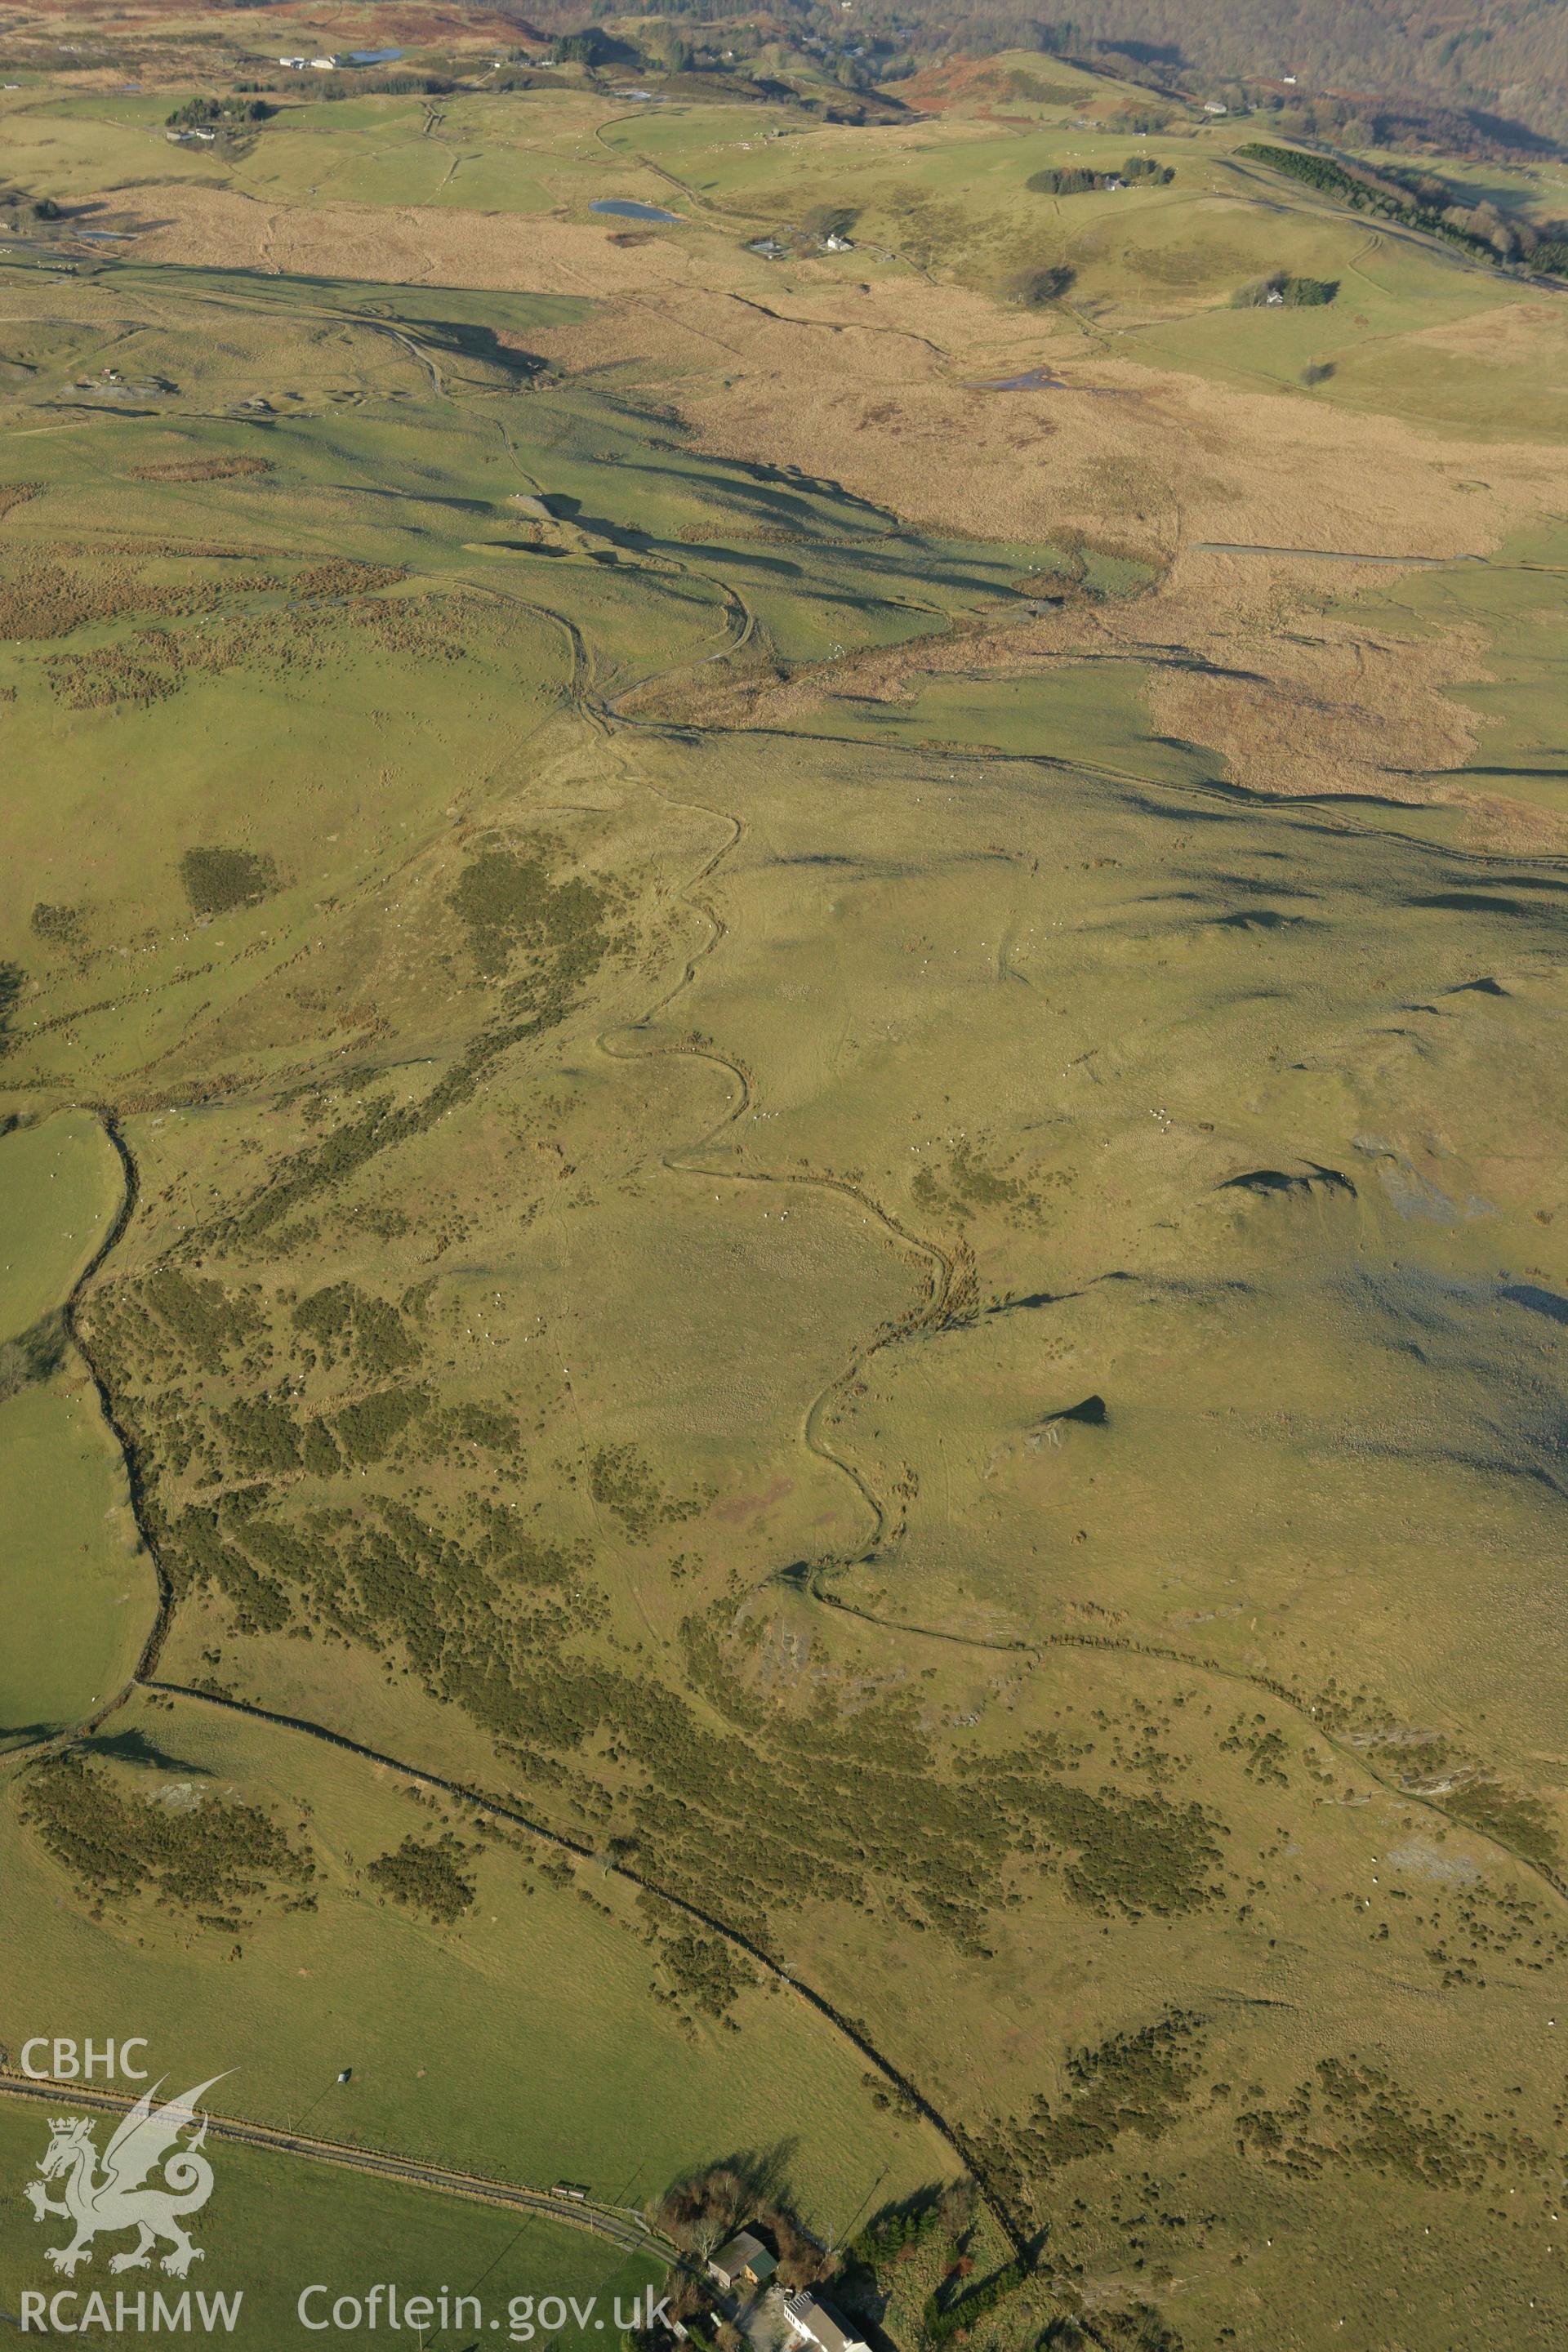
[708,2230,777,2292]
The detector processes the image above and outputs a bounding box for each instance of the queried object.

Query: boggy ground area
[4,23,1568,2350]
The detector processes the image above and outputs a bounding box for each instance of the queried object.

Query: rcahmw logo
[19,2073,243,2333]
[20,2289,242,2336]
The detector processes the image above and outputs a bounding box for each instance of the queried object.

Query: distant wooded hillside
[883,0,1568,145]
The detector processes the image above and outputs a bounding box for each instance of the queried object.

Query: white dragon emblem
[24,2078,223,2278]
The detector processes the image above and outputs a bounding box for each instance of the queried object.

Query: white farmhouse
[783,2292,869,2352]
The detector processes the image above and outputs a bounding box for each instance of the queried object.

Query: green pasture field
[1,1684,953,2232]
[1348,144,1568,229]
[0,1377,149,1748]
[0,1111,153,1748]
[1323,523,1568,805]
[0,1108,122,1339]
[0,2099,666,2349]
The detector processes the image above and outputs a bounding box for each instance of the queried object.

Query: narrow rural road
[0,2073,674,2262]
